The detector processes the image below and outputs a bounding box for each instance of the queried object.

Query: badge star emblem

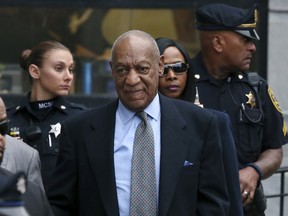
[49,122,61,138]
[245,91,256,108]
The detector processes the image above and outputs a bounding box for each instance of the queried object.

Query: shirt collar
[117,93,161,125]
[14,93,69,116]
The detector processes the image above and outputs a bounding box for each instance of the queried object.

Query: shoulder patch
[283,121,287,137]
[268,86,282,113]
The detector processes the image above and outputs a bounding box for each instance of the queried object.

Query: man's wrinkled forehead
[113,39,159,64]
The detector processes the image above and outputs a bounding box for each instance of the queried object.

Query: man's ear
[211,34,225,53]
[28,64,40,79]
[158,55,165,76]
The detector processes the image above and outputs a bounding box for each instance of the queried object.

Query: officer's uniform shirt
[192,53,288,168]
[6,93,87,189]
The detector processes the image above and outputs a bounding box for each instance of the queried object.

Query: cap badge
[238,9,258,28]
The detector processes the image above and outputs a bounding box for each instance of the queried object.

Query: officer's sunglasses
[161,62,189,76]
[0,119,9,136]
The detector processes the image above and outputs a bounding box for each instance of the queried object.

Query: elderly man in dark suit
[47,30,229,216]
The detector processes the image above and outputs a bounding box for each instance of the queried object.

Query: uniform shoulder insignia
[194,74,200,79]
[6,105,22,114]
[267,86,287,138]
[6,105,17,111]
[283,121,287,137]
[268,86,282,113]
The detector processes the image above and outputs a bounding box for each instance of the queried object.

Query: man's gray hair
[111,30,160,61]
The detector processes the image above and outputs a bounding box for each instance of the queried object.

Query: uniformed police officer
[6,41,87,191]
[189,3,288,216]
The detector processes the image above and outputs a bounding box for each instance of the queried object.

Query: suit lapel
[158,96,190,216]
[85,101,120,216]
[1,139,15,171]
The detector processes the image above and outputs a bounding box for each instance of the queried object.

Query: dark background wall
[0,0,268,79]
[0,0,268,101]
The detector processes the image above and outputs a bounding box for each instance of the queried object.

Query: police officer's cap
[196,3,260,40]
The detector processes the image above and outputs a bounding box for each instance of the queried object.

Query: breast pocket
[42,134,60,156]
[238,105,264,162]
[42,122,62,156]
[179,162,199,189]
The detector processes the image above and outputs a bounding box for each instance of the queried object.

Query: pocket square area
[184,160,194,166]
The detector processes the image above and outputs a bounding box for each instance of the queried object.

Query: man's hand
[240,147,283,206]
[239,166,259,206]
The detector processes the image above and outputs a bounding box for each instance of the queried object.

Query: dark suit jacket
[206,109,243,216]
[47,95,229,216]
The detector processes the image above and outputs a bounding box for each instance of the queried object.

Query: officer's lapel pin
[245,91,256,108]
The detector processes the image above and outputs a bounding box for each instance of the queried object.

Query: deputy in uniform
[6,40,87,191]
[189,3,288,216]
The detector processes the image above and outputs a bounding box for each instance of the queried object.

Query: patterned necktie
[130,111,157,216]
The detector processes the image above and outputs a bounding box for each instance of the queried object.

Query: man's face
[221,31,257,72]
[111,37,163,112]
[0,123,6,163]
[0,99,7,163]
